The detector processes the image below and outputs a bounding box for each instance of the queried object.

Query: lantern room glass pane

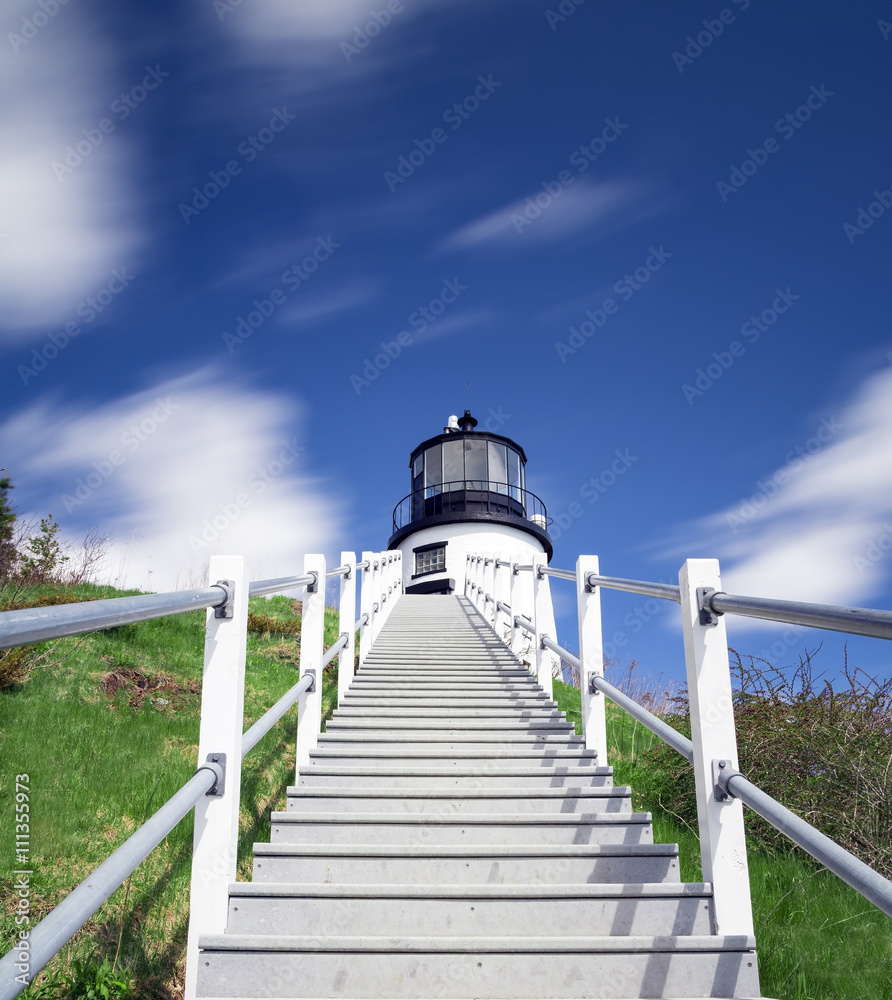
[464,438,486,488]
[424,445,442,493]
[442,439,463,491]
[507,448,521,500]
[488,441,508,494]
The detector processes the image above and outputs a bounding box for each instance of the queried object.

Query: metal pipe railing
[325,565,351,579]
[0,762,221,1000]
[513,615,536,635]
[248,574,315,597]
[241,674,314,756]
[538,566,576,582]
[705,591,892,641]
[0,586,229,650]
[539,633,892,919]
[586,573,681,603]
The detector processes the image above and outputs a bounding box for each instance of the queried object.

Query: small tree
[18,514,69,584]
[0,475,16,583]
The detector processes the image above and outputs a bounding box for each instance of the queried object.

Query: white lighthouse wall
[394,522,560,677]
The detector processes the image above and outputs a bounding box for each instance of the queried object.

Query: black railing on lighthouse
[392,480,549,533]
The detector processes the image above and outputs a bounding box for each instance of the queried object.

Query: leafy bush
[642,646,892,878]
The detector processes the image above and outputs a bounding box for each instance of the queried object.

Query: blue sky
[2,0,891,686]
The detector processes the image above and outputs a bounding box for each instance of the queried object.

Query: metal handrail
[497,601,512,615]
[586,573,681,603]
[325,565,351,579]
[540,633,892,919]
[249,573,316,597]
[538,566,576,582]
[0,762,221,998]
[705,590,892,641]
[513,616,536,635]
[0,586,230,650]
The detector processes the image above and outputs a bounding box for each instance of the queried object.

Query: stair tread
[227,882,712,898]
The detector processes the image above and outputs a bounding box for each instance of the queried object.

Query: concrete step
[224,882,713,937]
[307,749,602,767]
[251,843,682,885]
[323,720,575,732]
[197,933,759,999]
[316,735,585,748]
[340,697,554,708]
[282,788,632,814]
[330,708,565,720]
[296,767,612,788]
[269,813,652,846]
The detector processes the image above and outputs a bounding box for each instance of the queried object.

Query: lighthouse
[387,409,559,661]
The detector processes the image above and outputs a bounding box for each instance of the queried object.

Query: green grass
[553,678,892,1000]
[0,588,340,998]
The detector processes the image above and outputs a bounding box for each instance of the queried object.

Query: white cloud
[665,366,892,612]
[0,7,143,340]
[0,368,346,593]
[440,179,649,251]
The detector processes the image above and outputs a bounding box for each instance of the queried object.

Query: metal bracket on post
[304,668,316,693]
[213,580,234,619]
[306,571,319,595]
[585,572,598,594]
[697,587,720,626]
[588,673,601,696]
[204,753,227,796]
[712,758,735,802]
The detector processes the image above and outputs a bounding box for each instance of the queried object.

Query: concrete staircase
[196,594,762,999]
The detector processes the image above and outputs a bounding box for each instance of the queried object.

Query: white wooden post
[296,553,326,777]
[358,550,374,667]
[477,556,487,616]
[494,556,509,641]
[510,562,525,660]
[184,555,249,1000]
[368,554,382,647]
[577,555,607,761]
[483,556,496,626]
[679,558,754,937]
[531,554,553,699]
[337,551,356,705]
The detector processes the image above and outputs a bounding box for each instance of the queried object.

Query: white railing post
[483,556,496,626]
[577,555,607,761]
[531,554,553,699]
[296,553,326,777]
[510,562,526,661]
[679,558,754,937]
[184,555,249,1000]
[494,555,509,641]
[337,551,356,705]
[358,550,374,667]
[464,554,472,597]
[368,555,382,647]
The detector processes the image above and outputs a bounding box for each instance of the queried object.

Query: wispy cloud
[661,366,892,611]
[0,7,143,340]
[0,368,345,592]
[439,179,651,252]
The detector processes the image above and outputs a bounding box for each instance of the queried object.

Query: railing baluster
[295,553,326,777]
[338,551,357,704]
[679,558,754,937]
[531,554,553,699]
[577,555,607,761]
[184,555,249,1000]
[359,550,374,667]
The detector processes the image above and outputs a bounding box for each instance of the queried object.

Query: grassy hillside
[0,586,340,998]
[552,679,892,1000]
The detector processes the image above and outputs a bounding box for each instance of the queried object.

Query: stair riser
[316,737,584,748]
[197,948,758,999]
[340,699,554,708]
[307,755,600,768]
[269,821,651,846]
[225,895,711,937]
[282,796,631,815]
[252,855,680,885]
[324,723,574,732]
[296,773,612,788]
[332,709,563,719]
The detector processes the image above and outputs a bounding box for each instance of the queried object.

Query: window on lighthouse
[415,546,446,575]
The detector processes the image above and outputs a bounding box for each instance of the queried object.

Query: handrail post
[494,555,509,641]
[577,555,607,761]
[337,552,356,704]
[510,562,525,660]
[358,550,374,666]
[532,554,553,699]
[296,553,326,776]
[679,558,754,937]
[184,555,249,1000]
[483,557,496,626]
[474,556,485,615]
[368,555,382,647]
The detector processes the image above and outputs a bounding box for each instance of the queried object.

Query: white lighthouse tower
[388,409,559,668]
